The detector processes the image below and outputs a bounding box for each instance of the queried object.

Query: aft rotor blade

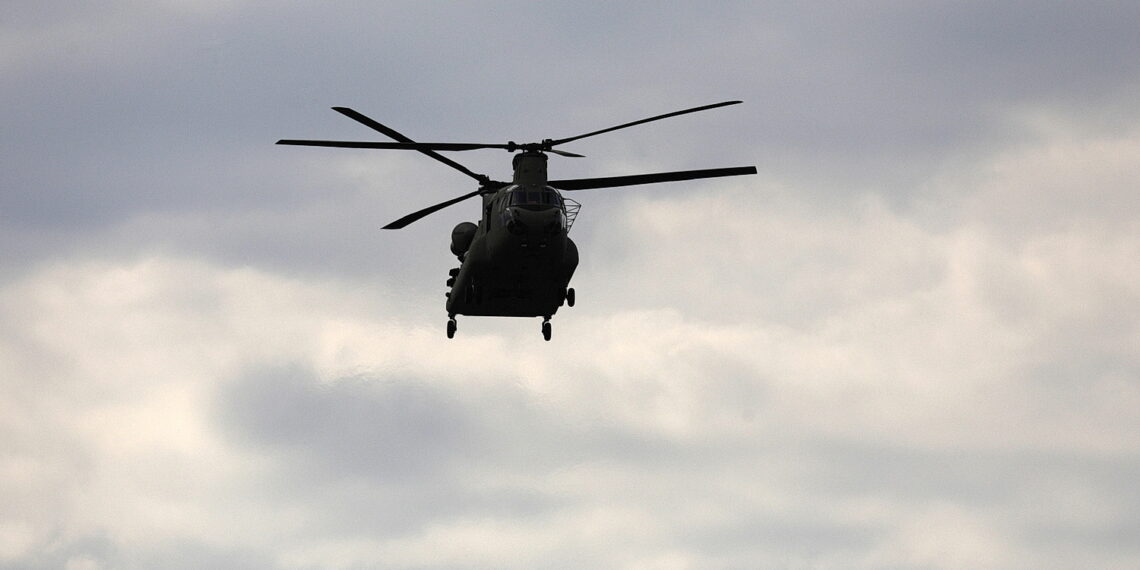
[383,188,486,230]
[549,166,757,191]
[546,148,585,158]
[276,139,509,151]
[547,101,742,147]
[335,106,587,156]
[331,107,491,183]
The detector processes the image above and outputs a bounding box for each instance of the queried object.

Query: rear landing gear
[542,318,552,341]
[447,317,457,339]
[566,287,575,307]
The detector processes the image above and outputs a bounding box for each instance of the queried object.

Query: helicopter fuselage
[446,182,578,319]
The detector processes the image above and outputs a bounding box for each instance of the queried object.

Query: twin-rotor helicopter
[278,101,756,340]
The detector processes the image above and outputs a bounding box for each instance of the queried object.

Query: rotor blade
[547,101,742,147]
[549,166,757,191]
[276,139,510,151]
[382,188,486,230]
[546,148,586,158]
[332,107,414,141]
[332,107,491,183]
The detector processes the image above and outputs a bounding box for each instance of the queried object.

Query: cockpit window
[510,187,562,209]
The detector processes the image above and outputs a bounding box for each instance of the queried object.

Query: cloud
[3,176,1137,566]
[2,2,1139,568]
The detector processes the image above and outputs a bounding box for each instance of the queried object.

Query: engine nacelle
[450,222,477,257]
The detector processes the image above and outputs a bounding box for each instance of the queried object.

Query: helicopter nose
[508,207,564,237]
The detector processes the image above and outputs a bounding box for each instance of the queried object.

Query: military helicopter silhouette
[278,101,756,340]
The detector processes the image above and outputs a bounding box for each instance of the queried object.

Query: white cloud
[3,141,1137,564]
[3,2,1140,568]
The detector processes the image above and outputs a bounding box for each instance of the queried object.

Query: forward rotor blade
[549,166,757,191]
[382,188,485,230]
[547,101,742,147]
[331,107,491,183]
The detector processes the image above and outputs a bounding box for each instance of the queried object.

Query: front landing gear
[446,316,555,341]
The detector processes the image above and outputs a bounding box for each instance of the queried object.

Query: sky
[2,1,1139,568]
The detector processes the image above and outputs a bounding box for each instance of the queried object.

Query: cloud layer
[2,2,1139,568]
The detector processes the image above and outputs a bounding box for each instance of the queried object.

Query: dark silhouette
[278,102,757,340]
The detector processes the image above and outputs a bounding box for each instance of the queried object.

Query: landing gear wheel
[447,318,457,339]
[541,319,552,341]
[566,288,575,307]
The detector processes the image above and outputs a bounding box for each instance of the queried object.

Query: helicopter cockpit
[508,186,563,211]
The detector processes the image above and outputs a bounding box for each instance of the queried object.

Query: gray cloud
[2,2,1138,568]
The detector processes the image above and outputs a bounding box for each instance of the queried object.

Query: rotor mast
[512,151,549,185]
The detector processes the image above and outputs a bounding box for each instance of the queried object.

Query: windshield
[509,187,562,209]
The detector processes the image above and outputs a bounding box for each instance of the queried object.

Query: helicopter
[278,101,757,340]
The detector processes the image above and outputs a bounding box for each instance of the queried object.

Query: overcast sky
[3,2,1139,568]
